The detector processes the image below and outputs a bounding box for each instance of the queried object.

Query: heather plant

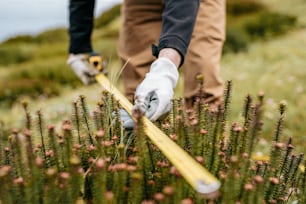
[0,82,305,204]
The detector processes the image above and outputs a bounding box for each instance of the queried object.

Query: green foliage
[10,61,79,85]
[0,44,36,65]
[0,79,61,105]
[94,4,121,29]
[34,28,68,44]
[0,28,67,57]
[0,85,305,203]
[0,28,67,66]
[223,28,248,53]
[0,58,81,105]
[224,0,298,53]
[245,12,297,39]
[1,35,36,45]
[227,0,265,16]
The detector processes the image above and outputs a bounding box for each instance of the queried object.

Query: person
[67,0,98,85]
[67,0,226,126]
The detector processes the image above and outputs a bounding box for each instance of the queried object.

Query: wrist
[150,57,179,88]
[158,48,181,68]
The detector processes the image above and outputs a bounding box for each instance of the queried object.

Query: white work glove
[67,54,99,85]
[112,109,134,129]
[119,109,134,129]
[133,57,179,121]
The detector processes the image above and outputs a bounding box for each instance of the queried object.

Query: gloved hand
[112,109,134,129]
[118,109,134,129]
[67,54,100,85]
[133,57,179,121]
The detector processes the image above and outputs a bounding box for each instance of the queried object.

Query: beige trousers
[118,0,226,106]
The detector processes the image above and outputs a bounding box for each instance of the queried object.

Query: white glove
[67,54,99,85]
[133,57,179,121]
[112,109,134,129]
[118,109,134,129]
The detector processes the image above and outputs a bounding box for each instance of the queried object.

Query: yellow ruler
[252,154,305,173]
[95,73,220,195]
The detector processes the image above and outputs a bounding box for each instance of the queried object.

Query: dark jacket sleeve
[152,0,200,66]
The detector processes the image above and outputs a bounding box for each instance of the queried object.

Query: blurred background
[0,0,123,42]
[0,0,305,154]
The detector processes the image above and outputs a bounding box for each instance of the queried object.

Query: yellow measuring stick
[252,154,305,173]
[95,73,220,195]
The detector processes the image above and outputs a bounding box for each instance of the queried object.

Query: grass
[221,30,306,153]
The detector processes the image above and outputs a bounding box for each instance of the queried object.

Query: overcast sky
[0,0,122,42]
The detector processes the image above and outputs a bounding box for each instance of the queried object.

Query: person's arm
[153,0,200,66]
[68,0,102,85]
[69,0,95,54]
[133,1,200,121]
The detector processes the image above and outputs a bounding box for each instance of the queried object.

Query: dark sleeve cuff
[151,35,187,67]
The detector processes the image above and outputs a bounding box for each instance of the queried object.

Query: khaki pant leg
[118,0,163,101]
[183,0,226,103]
